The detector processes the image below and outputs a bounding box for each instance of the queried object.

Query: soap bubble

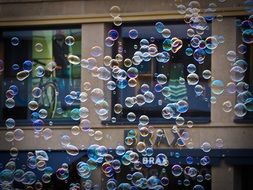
[230,66,245,82]
[222,100,232,112]
[162,28,171,38]
[108,29,119,41]
[211,80,224,95]
[234,103,247,117]
[129,29,138,39]
[155,22,165,33]
[201,142,211,152]
[109,6,121,17]
[113,16,122,26]
[193,48,206,62]
[226,50,236,62]
[5,118,15,129]
[91,46,103,57]
[187,64,196,73]
[202,69,212,79]
[187,73,199,85]
[171,165,183,177]
[35,43,43,52]
[11,37,19,46]
[90,88,104,103]
[65,36,75,46]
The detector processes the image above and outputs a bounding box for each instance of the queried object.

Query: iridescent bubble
[245,98,253,112]
[187,28,195,37]
[187,64,196,73]
[226,50,236,62]
[162,28,171,38]
[172,165,183,177]
[157,74,167,84]
[177,4,186,14]
[127,67,138,79]
[215,138,224,148]
[205,36,218,50]
[226,82,236,94]
[176,116,185,126]
[109,6,121,17]
[79,106,89,119]
[144,91,154,103]
[155,22,165,33]
[21,171,36,185]
[195,84,204,96]
[139,115,149,125]
[27,101,38,111]
[127,112,136,122]
[91,46,103,57]
[201,142,211,152]
[65,36,75,46]
[46,61,56,72]
[94,130,103,141]
[34,42,43,52]
[108,29,119,41]
[105,37,114,47]
[187,73,199,85]
[185,47,193,56]
[114,104,123,114]
[234,59,247,72]
[202,69,211,79]
[66,144,79,156]
[35,66,45,77]
[42,128,53,140]
[237,44,247,54]
[230,66,245,82]
[193,48,206,62]
[113,16,122,26]
[32,87,42,98]
[11,37,19,46]
[38,109,47,119]
[56,167,69,180]
[242,29,253,44]
[5,98,15,108]
[162,39,172,51]
[129,29,138,39]
[5,118,15,129]
[90,88,104,103]
[70,108,80,120]
[211,80,224,95]
[234,103,247,117]
[68,55,80,65]
[14,128,24,141]
[17,70,30,81]
[193,184,205,190]
[223,100,232,112]
[177,100,189,113]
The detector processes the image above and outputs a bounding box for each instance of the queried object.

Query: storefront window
[0,26,81,126]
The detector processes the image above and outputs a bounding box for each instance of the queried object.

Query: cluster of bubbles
[1,1,253,190]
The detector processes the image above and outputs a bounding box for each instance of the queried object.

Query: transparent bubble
[127,112,136,122]
[234,59,247,72]
[129,29,138,39]
[177,4,186,14]
[79,107,89,119]
[14,128,24,141]
[5,118,15,129]
[162,28,171,38]
[42,128,53,140]
[0,59,4,72]
[65,36,75,46]
[194,84,204,96]
[95,100,109,116]
[205,36,218,50]
[172,165,183,177]
[56,167,69,180]
[211,80,224,95]
[66,144,79,156]
[35,43,43,52]
[187,64,196,73]
[91,46,103,57]
[61,134,71,146]
[94,130,103,141]
[109,6,121,17]
[242,29,253,44]
[234,103,247,117]
[202,69,211,79]
[144,91,155,103]
[237,44,247,54]
[222,100,232,112]
[113,16,122,26]
[32,87,42,98]
[215,138,224,148]
[35,66,45,78]
[16,70,30,81]
[187,28,195,37]
[162,39,172,51]
[139,115,149,126]
[185,47,193,56]
[136,142,146,153]
[90,88,104,103]
[201,142,211,152]
[155,22,165,33]
[230,66,245,82]
[187,73,199,85]
[108,29,119,41]
[38,109,47,119]
[193,48,206,62]
[21,171,36,185]
[11,37,19,46]
[226,50,236,62]
[114,104,123,114]
[46,61,56,72]
[127,67,138,79]
[176,116,185,126]
[193,184,205,190]
[156,74,167,84]
[68,55,80,65]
